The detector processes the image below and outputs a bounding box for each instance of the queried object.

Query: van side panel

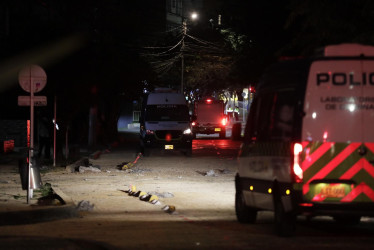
[302,60,364,142]
[300,60,374,205]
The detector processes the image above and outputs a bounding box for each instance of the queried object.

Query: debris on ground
[124,168,152,174]
[196,169,218,177]
[37,193,66,206]
[216,169,231,174]
[76,200,94,211]
[78,166,101,173]
[122,185,162,205]
[117,153,142,170]
[66,158,94,173]
[149,192,174,198]
[89,150,102,160]
[36,183,66,206]
[162,205,177,214]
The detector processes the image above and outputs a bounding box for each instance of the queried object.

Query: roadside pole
[53,96,56,167]
[28,67,34,203]
[18,65,47,204]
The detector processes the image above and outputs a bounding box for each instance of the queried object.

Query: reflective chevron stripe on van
[300,142,374,203]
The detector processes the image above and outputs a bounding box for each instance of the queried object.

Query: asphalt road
[1,134,374,249]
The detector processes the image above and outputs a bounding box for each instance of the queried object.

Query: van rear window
[145,105,189,121]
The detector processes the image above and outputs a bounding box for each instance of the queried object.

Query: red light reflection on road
[192,139,241,150]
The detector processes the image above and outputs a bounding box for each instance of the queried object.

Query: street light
[181,12,198,94]
[191,12,198,20]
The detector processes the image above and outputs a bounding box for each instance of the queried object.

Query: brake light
[191,121,196,126]
[206,98,212,104]
[292,143,303,183]
[221,117,227,126]
[165,133,172,141]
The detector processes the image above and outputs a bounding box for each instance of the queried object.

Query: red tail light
[191,121,196,126]
[221,117,227,126]
[292,143,303,183]
[206,98,212,104]
[165,133,172,141]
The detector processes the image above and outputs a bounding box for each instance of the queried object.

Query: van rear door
[301,53,374,204]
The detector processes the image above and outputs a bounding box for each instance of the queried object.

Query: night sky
[1,0,374,145]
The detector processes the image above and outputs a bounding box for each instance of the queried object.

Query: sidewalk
[0,131,140,226]
[0,153,78,226]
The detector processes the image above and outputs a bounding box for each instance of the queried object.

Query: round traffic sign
[18,65,47,93]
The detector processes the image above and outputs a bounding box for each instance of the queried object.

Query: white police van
[235,44,374,236]
[139,89,193,156]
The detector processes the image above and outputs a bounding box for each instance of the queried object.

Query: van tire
[184,148,192,157]
[219,129,226,139]
[235,189,257,223]
[274,196,295,237]
[231,123,241,140]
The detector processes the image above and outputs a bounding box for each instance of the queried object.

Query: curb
[0,186,78,226]
[0,203,78,226]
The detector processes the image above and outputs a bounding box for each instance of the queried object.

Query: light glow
[165,133,172,141]
[323,131,328,142]
[293,143,303,183]
[221,117,227,126]
[312,112,317,119]
[348,104,356,112]
[183,128,192,134]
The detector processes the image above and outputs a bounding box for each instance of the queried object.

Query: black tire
[231,122,241,140]
[219,129,226,139]
[235,189,257,223]
[274,197,296,237]
[333,215,361,225]
[184,148,192,157]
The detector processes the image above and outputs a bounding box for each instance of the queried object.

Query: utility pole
[181,19,187,94]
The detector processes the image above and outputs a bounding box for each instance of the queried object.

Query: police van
[192,97,227,139]
[235,44,374,236]
[139,89,193,156]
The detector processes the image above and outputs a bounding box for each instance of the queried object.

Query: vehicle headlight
[183,128,192,134]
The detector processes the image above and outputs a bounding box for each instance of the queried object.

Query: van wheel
[274,198,295,237]
[219,129,226,139]
[333,215,361,225]
[184,148,192,157]
[235,190,257,223]
[192,133,197,139]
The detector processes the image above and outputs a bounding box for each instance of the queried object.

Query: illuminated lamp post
[181,12,198,94]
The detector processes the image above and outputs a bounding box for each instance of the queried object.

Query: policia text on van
[235,44,374,236]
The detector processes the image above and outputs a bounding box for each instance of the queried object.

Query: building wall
[0,120,28,153]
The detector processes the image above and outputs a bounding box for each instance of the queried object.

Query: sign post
[18,65,47,203]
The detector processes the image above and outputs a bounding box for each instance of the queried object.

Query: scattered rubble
[76,200,94,211]
[162,205,177,214]
[196,169,230,177]
[150,192,174,198]
[78,166,101,173]
[65,158,102,173]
